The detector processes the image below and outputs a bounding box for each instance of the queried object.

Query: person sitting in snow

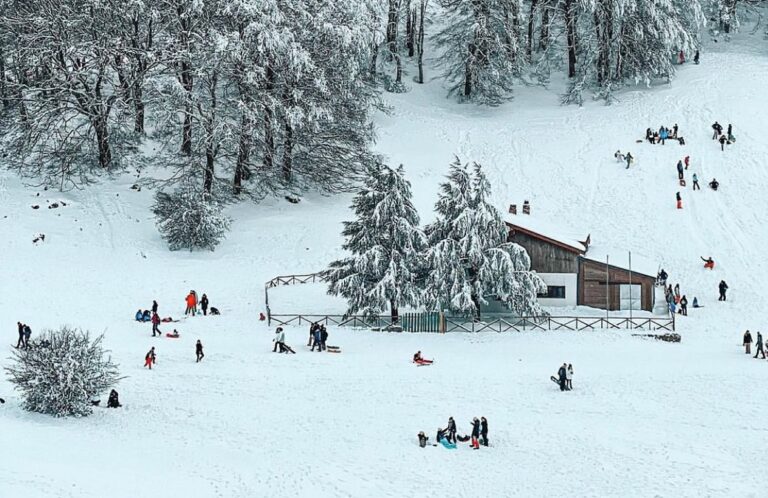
[413,351,433,365]
[709,178,719,191]
[135,309,144,322]
[701,256,715,270]
[614,150,625,162]
[169,329,180,338]
[107,389,121,408]
[417,431,429,448]
[142,310,151,322]
[692,297,701,308]
[273,327,286,353]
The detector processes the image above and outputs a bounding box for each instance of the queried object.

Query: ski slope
[1,35,768,498]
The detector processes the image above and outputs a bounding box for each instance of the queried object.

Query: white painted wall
[538,273,578,307]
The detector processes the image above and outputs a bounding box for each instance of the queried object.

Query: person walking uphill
[743,330,753,355]
[712,121,722,139]
[480,417,489,447]
[200,294,209,316]
[692,173,700,191]
[23,324,32,348]
[718,280,729,301]
[676,192,683,210]
[677,160,684,180]
[754,331,765,359]
[719,134,727,151]
[16,322,25,349]
[196,340,205,362]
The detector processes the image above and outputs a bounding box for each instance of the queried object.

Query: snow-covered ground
[2,35,768,497]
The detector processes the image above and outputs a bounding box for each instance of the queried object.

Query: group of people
[678,49,700,65]
[308,322,329,352]
[556,363,574,391]
[185,291,213,317]
[272,327,296,353]
[614,150,634,169]
[423,416,489,450]
[645,125,685,146]
[711,122,735,151]
[143,340,206,368]
[665,283,692,315]
[743,330,768,359]
[15,322,32,349]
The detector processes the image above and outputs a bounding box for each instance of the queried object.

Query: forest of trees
[0,0,764,196]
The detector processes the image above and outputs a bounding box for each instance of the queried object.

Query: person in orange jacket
[185,291,197,316]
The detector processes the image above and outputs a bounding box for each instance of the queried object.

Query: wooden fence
[268,313,675,332]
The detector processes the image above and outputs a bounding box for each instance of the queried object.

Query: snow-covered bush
[5,327,121,417]
[152,185,231,251]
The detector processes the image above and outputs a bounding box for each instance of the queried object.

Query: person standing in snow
[727,123,732,139]
[273,327,286,353]
[200,294,209,316]
[754,331,765,359]
[676,192,682,209]
[692,173,700,190]
[418,431,429,448]
[470,417,481,450]
[566,364,574,390]
[645,128,653,142]
[694,50,700,64]
[712,121,722,139]
[719,134,727,151]
[185,291,197,316]
[684,156,690,169]
[23,324,32,348]
[480,417,489,447]
[107,389,121,408]
[16,322,25,349]
[677,160,684,180]
[718,280,729,301]
[320,325,329,351]
[311,326,323,352]
[144,347,156,369]
[614,150,624,162]
[446,417,457,444]
[673,124,679,138]
[558,363,568,392]
[678,50,685,64]
[308,323,317,347]
[152,300,158,314]
[625,152,633,169]
[679,295,688,316]
[743,330,753,355]
[196,340,205,362]
[151,311,161,337]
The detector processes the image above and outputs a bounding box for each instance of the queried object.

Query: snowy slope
[2,35,768,498]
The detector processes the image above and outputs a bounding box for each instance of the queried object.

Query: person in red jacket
[144,347,156,369]
[185,291,197,316]
[151,312,161,336]
[701,256,715,270]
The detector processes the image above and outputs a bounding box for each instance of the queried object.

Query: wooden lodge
[506,207,657,312]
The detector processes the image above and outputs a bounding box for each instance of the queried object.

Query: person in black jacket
[679,295,688,316]
[308,323,317,347]
[200,294,209,316]
[107,389,121,408]
[470,418,481,450]
[558,363,568,391]
[712,121,722,139]
[320,325,328,351]
[480,417,489,447]
[196,340,205,362]
[446,417,457,444]
[152,300,158,314]
[718,280,728,301]
[743,330,753,355]
[754,331,765,359]
[16,322,25,349]
[418,431,429,448]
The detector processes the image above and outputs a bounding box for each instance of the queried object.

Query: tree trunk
[390,299,399,324]
[416,0,427,83]
[564,0,577,78]
[94,117,112,169]
[133,83,145,133]
[527,0,539,61]
[539,1,551,51]
[234,113,251,195]
[387,0,400,56]
[464,50,473,97]
[406,3,416,57]
[471,293,481,321]
[263,64,275,171]
[0,47,8,108]
[282,118,293,183]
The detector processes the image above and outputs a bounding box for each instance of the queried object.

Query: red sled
[165,334,180,339]
[414,359,434,366]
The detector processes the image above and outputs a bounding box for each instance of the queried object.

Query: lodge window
[538,286,566,299]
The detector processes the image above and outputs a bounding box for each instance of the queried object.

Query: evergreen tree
[325,163,425,322]
[424,158,546,319]
[434,0,524,105]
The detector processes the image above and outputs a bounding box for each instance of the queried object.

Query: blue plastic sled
[439,438,457,449]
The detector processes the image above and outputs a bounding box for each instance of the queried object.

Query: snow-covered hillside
[2,35,768,498]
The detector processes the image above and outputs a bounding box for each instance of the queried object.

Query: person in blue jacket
[135,310,144,322]
[659,127,668,145]
[311,327,323,352]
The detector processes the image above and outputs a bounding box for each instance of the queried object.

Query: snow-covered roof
[581,247,659,278]
[506,215,589,254]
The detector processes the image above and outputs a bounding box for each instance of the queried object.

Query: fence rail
[268,314,675,332]
[265,273,323,289]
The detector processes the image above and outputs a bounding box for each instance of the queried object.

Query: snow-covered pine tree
[152,182,231,251]
[325,163,425,322]
[5,327,122,417]
[434,0,524,105]
[424,158,546,319]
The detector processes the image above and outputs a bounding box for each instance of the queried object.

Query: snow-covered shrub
[5,327,121,417]
[152,185,231,251]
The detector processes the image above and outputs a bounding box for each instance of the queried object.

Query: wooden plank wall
[578,258,655,311]
[508,231,579,273]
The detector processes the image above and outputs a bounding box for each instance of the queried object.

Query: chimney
[509,204,517,215]
[522,200,530,215]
